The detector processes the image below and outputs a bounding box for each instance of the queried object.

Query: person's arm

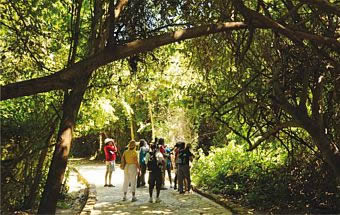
[160,146,165,154]
[113,145,118,153]
[189,150,194,162]
[145,153,150,165]
[134,151,141,171]
[162,156,166,171]
[108,145,115,154]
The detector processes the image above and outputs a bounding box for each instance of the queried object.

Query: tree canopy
[1,0,340,213]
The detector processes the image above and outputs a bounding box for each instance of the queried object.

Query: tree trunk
[93,133,103,160]
[336,177,340,212]
[308,128,340,211]
[130,115,135,140]
[149,103,155,141]
[38,77,90,214]
[132,113,138,141]
[273,68,340,210]
[311,131,340,179]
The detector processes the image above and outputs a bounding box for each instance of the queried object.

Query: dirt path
[71,160,231,215]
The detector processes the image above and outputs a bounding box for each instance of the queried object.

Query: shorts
[106,160,115,172]
[148,170,162,189]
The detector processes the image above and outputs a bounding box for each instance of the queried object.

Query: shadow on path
[71,159,231,215]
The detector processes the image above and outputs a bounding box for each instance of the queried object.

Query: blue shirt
[139,146,149,164]
[165,147,172,168]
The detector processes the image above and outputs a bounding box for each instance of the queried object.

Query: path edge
[69,167,97,215]
[192,185,256,214]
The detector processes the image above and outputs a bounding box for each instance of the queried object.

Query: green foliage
[1,0,339,213]
[192,143,286,191]
[0,95,59,212]
[192,143,293,209]
[56,201,72,209]
[192,143,338,213]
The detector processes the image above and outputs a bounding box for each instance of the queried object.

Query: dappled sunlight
[74,161,232,214]
[92,201,174,214]
[3,1,338,214]
[200,207,213,211]
[173,30,185,39]
[100,98,115,114]
[67,171,86,193]
[94,201,113,208]
[189,208,212,213]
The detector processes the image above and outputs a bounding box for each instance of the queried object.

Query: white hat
[104,138,114,144]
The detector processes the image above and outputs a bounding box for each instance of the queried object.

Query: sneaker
[155,197,161,203]
[104,184,108,187]
[131,196,137,202]
[122,196,127,201]
[174,186,177,190]
[170,185,173,188]
[148,197,153,203]
[108,184,115,187]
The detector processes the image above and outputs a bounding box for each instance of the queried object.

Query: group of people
[103,137,194,203]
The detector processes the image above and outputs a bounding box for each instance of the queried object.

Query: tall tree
[1,0,339,212]
[183,0,340,207]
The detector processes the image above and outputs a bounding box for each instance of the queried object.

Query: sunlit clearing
[100,98,114,113]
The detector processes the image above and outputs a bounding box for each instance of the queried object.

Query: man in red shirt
[104,138,117,187]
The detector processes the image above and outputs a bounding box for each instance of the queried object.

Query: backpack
[178,149,190,165]
[147,152,161,171]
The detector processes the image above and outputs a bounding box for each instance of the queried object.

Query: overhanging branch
[2,15,339,101]
[247,121,301,151]
[1,22,247,100]
[299,0,340,17]
[231,0,340,50]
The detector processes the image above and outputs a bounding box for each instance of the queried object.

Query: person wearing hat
[104,138,117,187]
[122,140,140,202]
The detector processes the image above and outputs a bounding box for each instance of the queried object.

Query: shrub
[191,143,337,213]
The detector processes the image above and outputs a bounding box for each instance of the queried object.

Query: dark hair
[139,139,146,147]
[176,141,185,149]
[158,138,165,145]
[150,143,156,150]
